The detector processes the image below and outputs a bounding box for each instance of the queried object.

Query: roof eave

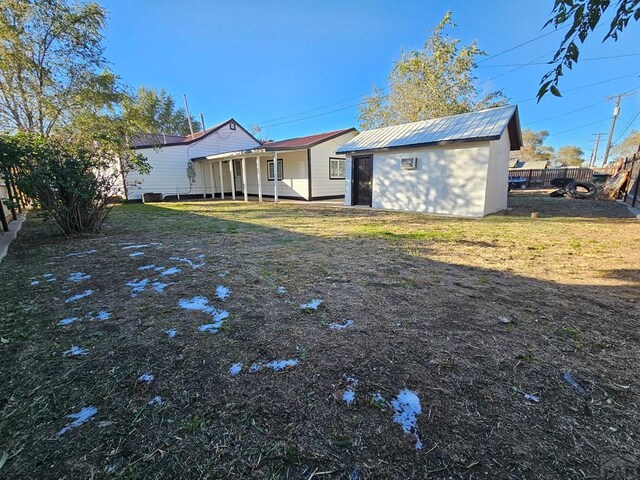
[337,135,501,155]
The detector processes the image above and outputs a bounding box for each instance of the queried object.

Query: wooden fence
[619,153,640,208]
[508,168,595,188]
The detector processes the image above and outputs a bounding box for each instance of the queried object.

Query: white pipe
[218,161,225,199]
[273,152,278,203]
[228,161,236,200]
[241,157,248,202]
[256,156,262,202]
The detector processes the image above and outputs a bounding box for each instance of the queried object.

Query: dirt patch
[0,196,639,479]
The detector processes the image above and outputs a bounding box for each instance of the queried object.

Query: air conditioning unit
[401,157,418,170]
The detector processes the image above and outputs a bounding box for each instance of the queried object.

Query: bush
[0,132,136,235]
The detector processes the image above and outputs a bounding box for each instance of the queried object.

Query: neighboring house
[127,119,261,201]
[336,105,522,217]
[191,128,358,201]
[509,159,549,169]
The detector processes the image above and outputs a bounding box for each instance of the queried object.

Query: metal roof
[336,105,521,155]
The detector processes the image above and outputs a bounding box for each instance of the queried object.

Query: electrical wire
[613,106,640,144]
[547,117,611,137]
[478,53,640,68]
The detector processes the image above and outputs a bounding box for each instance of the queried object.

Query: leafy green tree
[512,129,556,163]
[122,87,196,136]
[0,0,122,134]
[358,12,506,129]
[611,129,640,158]
[539,0,640,100]
[556,145,585,166]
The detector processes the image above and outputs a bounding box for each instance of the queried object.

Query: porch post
[256,156,263,202]
[218,161,225,199]
[228,160,236,200]
[273,152,278,203]
[201,163,206,198]
[208,162,216,199]
[241,157,248,202]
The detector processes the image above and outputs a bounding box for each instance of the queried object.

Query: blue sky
[100,0,640,161]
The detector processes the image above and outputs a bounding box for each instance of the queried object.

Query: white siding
[126,123,259,200]
[484,130,511,215]
[344,141,493,217]
[309,130,358,198]
[242,151,308,199]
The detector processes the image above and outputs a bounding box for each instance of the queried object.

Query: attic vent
[401,158,418,170]
[229,121,236,130]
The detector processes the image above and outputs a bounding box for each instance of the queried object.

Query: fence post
[527,169,533,187]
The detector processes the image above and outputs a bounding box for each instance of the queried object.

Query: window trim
[329,156,346,180]
[267,159,284,181]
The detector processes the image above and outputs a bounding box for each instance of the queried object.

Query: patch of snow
[97,421,113,428]
[160,267,180,276]
[92,311,111,321]
[128,251,144,258]
[178,296,228,333]
[170,256,205,269]
[154,266,165,271]
[64,289,93,303]
[329,319,353,330]
[58,317,80,326]
[197,254,206,259]
[126,278,149,297]
[165,328,177,338]
[277,286,287,294]
[148,396,164,406]
[30,280,40,286]
[68,272,91,283]
[229,363,242,376]
[343,389,356,405]
[215,285,230,300]
[300,299,322,311]
[57,406,97,436]
[391,389,423,450]
[218,271,229,278]
[345,375,359,386]
[67,249,97,257]
[43,273,54,278]
[137,373,154,383]
[152,281,168,293]
[122,244,149,250]
[63,345,87,357]
[138,264,156,271]
[252,359,299,372]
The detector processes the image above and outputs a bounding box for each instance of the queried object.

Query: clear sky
[100,0,640,162]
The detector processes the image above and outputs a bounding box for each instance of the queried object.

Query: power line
[478,53,640,68]
[613,105,640,144]
[524,100,608,126]
[483,50,556,83]
[513,72,640,104]
[477,25,569,64]
[547,118,611,137]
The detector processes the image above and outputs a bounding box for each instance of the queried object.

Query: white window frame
[267,159,283,181]
[329,157,346,180]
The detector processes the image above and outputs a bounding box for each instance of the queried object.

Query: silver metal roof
[336,105,521,154]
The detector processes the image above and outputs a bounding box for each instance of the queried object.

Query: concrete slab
[0,213,26,264]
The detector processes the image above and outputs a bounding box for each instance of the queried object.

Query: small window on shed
[329,157,346,179]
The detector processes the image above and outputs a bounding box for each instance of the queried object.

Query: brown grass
[1,194,639,479]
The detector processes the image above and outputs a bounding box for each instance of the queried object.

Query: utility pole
[590,132,606,167]
[602,92,635,166]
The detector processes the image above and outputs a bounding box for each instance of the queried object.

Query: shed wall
[310,130,358,198]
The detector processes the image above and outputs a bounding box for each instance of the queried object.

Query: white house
[191,128,358,201]
[336,105,522,217]
[127,119,261,201]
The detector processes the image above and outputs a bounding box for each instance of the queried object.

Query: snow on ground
[160,267,180,277]
[58,311,110,326]
[277,286,287,294]
[165,328,177,338]
[68,272,91,283]
[57,406,97,437]
[148,396,164,406]
[169,256,205,269]
[300,299,322,311]
[64,290,93,303]
[391,389,423,450]
[63,345,87,357]
[178,296,229,333]
[249,359,299,373]
[128,252,144,258]
[329,319,353,330]
[229,363,242,376]
[215,285,230,300]
[125,279,149,297]
[137,373,154,383]
[66,249,97,257]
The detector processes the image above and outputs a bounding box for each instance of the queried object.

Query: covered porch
[192,147,311,202]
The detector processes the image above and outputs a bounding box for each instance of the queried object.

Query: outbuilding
[336,105,522,217]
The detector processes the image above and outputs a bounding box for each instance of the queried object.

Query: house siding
[484,130,511,215]
[126,123,259,200]
[309,130,358,198]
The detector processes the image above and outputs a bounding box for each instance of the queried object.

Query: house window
[267,159,283,181]
[329,157,346,179]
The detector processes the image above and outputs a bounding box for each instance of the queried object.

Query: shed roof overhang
[191,147,307,162]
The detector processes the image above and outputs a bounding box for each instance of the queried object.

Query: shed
[336,105,522,217]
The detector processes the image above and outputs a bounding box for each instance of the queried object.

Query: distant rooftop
[260,128,357,151]
[336,105,522,154]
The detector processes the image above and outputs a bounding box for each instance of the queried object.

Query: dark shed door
[352,155,373,206]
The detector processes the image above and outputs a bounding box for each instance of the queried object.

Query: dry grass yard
[1,194,639,479]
